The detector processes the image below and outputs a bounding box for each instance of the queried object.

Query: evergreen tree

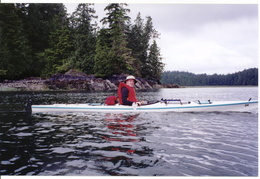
[35,4,73,77]
[141,16,160,78]
[25,4,67,77]
[127,12,144,76]
[40,28,73,77]
[94,28,115,77]
[147,40,164,82]
[95,3,135,77]
[0,3,33,79]
[69,3,97,74]
[128,13,163,79]
[25,4,66,53]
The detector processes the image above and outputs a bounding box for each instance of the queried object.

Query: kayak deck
[31,100,258,113]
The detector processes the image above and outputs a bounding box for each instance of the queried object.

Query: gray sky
[64,3,259,74]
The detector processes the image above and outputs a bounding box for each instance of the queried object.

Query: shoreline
[0,70,180,92]
[0,83,257,92]
[1,70,255,92]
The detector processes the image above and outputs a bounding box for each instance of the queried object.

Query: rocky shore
[0,70,180,91]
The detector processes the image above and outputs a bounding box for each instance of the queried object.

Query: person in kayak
[118,75,142,106]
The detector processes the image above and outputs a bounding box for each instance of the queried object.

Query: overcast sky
[65,3,258,75]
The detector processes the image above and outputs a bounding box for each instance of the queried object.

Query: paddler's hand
[141,101,147,105]
[139,101,147,105]
[136,102,142,106]
[133,102,142,106]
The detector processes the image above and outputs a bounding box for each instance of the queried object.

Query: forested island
[0,3,163,82]
[161,68,258,86]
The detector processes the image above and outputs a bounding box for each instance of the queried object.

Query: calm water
[0,87,258,176]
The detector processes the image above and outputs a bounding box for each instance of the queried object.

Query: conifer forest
[0,3,164,81]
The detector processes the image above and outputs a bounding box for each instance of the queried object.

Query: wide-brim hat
[124,75,137,83]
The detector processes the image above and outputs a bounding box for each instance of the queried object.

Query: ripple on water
[147,112,258,176]
[0,110,258,176]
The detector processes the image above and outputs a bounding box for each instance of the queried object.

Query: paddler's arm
[121,87,134,105]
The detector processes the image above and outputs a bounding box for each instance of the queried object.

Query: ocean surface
[0,87,258,176]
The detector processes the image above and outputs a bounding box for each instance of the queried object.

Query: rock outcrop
[0,78,47,91]
[0,70,175,91]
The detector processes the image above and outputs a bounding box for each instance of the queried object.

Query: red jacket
[117,82,138,105]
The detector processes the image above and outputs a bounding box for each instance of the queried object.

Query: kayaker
[118,75,142,106]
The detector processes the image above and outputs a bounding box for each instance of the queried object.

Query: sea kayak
[31,99,258,113]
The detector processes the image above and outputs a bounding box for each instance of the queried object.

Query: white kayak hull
[31,100,258,113]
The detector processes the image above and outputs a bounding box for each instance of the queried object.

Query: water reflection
[90,113,155,175]
[101,114,140,143]
[0,112,156,175]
